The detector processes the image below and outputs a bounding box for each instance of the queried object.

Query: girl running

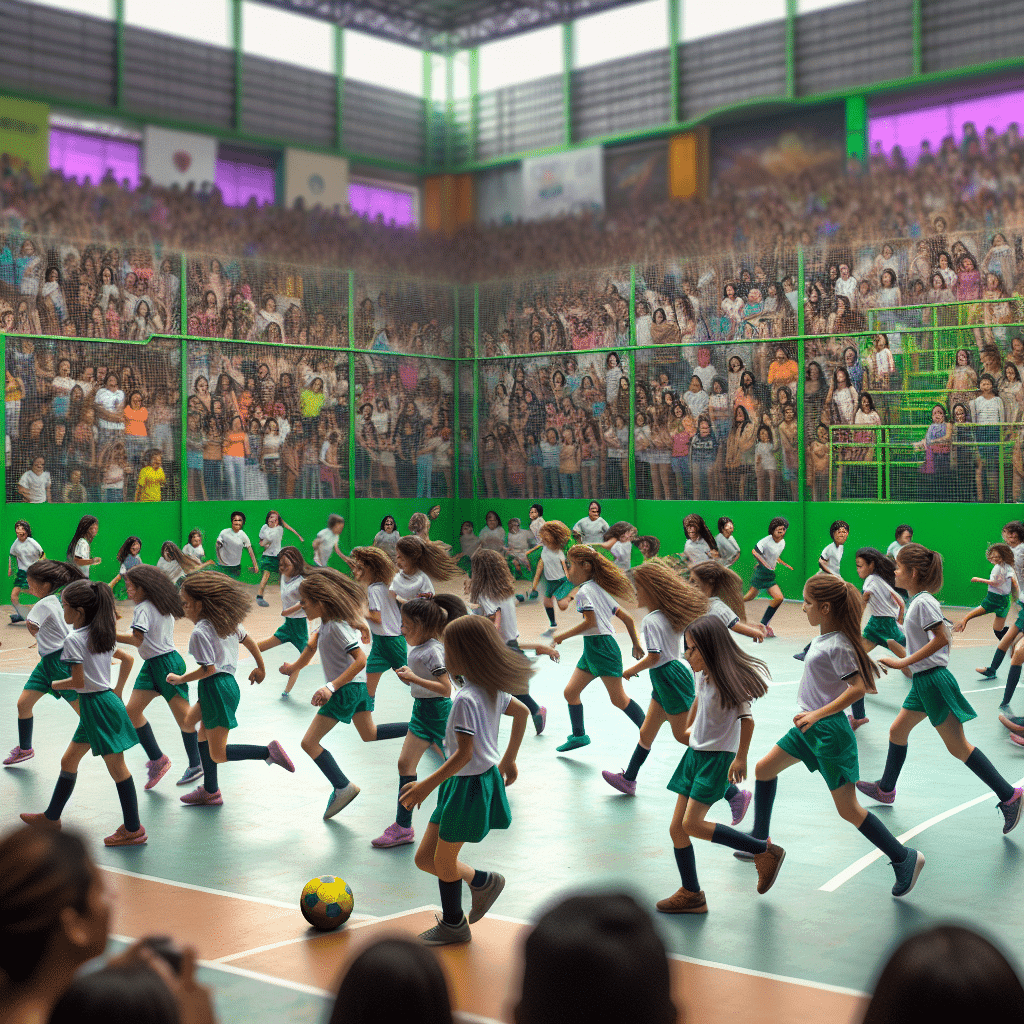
[952,543,1018,639]
[690,561,768,643]
[374,515,400,563]
[400,615,532,946]
[552,545,645,752]
[108,536,142,594]
[155,541,200,587]
[657,614,770,914]
[595,522,638,577]
[170,573,293,807]
[118,566,202,789]
[743,516,793,637]
[742,573,926,897]
[255,511,303,607]
[505,517,533,583]
[680,514,719,570]
[637,536,661,559]
[215,511,259,579]
[67,516,101,579]
[457,522,481,575]
[9,519,43,624]
[528,520,574,632]
[256,546,314,698]
[348,546,406,701]
[394,536,461,610]
[182,529,215,570]
[20,579,143,846]
[4,561,83,766]
[858,544,1023,834]
[715,517,741,569]
[313,514,346,568]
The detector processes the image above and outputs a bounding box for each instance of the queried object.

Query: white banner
[143,126,217,188]
[284,149,349,210]
[521,145,603,221]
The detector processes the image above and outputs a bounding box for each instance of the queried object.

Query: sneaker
[280,691,291,699]
[9,613,25,623]
[266,740,295,772]
[977,667,998,679]
[753,842,786,894]
[529,590,539,601]
[144,754,171,791]
[655,887,708,914]
[556,734,591,752]
[371,821,414,847]
[532,706,547,735]
[4,746,34,766]
[733,836,767,861]
[324,782,360,819]
[728,788,752,826]
[764,625,776,638]
[180,786,223,806]
[999,713,1024,735]
[856,780,896,805]
[418,913,471,946]
[1012,734,1024,749]
[849,717,870,731]
[891,848,925,897]
[19,812,60,829]
[468,871,505,923]
[601,770,636,796]
[256,596,269,607]
[104,824,147,846]
[792,650,806,661]
[998,787,1024,834]
[176,764,204,786]
[541,626,556,636]
[516,594,526,603]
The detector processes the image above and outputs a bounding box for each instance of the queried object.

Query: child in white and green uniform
[9,518,43,623]
[256,510,303,607]
[255,546,312,698]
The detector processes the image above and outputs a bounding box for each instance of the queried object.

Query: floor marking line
[198,960,333,999]
[98,864,306,910]
[819,776,1024,892]
[214,935,317,963]
[959,685,1002,694]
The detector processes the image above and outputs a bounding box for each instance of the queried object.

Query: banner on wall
[476,164,524,226]
[284,149,349,210]
[143,126,217,188]
[521,145,603,221]
[604,138,668,213]
[0,97,50,180]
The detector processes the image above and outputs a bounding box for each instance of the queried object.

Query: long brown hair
[444,615,533,696]
[26,559,83,594]
[300,569,364,622]
[690,561,747,622]
[538,520,571,549]
[396,536,461,582]
[351,545,396,586]
[804,574,880,686]
[124,565,184,618]
[180,572,252,637]
[685,615,768,710]
[470,549,515,602]
[632,560,708,632]
[567,545,633,602]
[278,545,315,579]
[62,580,117,653]
[895,542,943,594]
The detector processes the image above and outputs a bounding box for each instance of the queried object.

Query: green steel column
[180,333,188,524]
[179,253,187,339]
[562,20,573,147]
[423,52,434,168]
[335,25,345,151]
[468,48,479,162]
[668,0,681,124]
[912,0,923,76]
[1,333,6,511]
[785,0,796,99]
[845,95,868,165]
[445,50,455,169]
[114,0,125,113]
[473,286,480,501]
[629,264,637,508]
[796,246,806,504]
[348,271,356,537]
[232,0,243,131]
[452,284,460,503]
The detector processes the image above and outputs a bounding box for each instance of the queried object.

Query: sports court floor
[2,591,1022,1024]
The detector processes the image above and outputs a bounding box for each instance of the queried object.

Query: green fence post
[473,285,480,501]
[469,48,479,162]
[797,245,806,504]
[180,333,188,523]
[423,52,433,168]
[335,25,345,151]
[348,270,356,539]
[629,264,637,509]
[114,0,125,114]
[785,0,796,99]
[562,21,573,147]
[668,0,681,124]
[453,284,460,503]
[232,0,243,131]
[912,0,923,76]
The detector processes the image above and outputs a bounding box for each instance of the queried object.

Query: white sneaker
[324,782,360,820]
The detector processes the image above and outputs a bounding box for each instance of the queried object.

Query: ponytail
[26,559,84,594]
[855,548,897,590]
[62,579,117,653]
[804,574,880,686]
[896,542,943,594]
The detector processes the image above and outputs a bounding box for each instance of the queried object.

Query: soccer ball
[300,875,354,931]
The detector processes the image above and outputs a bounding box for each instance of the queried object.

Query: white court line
[960,684,1002,695]
[819,775,1024,892]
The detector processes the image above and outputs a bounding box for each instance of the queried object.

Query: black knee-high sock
[568,703,585,736]
[751,778,777,840]
[374,723,409,741]
[622,700,645,728]
[623,744,649,781]
[18,717,32,750]
[761,604,778,626]
[858,812,906,861]
[995,626,1009,641]
[879,742,908,792]
[116,777,140,832]
[471,869,488,888]
[198,741,218,793]
[519,693,540,715]
[545,605,556,626]
[724,783,739,800]
[438,879,463,924]
[396,774,416,827]
[181,730,201,768]
[135,721,162,761]
[313,749,349,789]
[225,743,270,761]
[851,697,866,719]
[711,823,768,855]
[1003,664,1022,706]
[990,648,1007,672]
[965,748,1016,803]
[45,770,76,820]
[673,845,700,891]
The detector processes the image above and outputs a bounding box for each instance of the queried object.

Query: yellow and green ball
[300,876,354,931]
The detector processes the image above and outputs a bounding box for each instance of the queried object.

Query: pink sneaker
[180,786,223,806]
[764,625,776,638]
[266,740,295,772]
[144,754,171,790]
[4,746,34,766]
[728,788,752,826]
[601,770,637,796]
[371,822,416,848]
[1011,734,1024,748]
[856,780,896,804]
[849,717,870,731]
[104,824,147,846]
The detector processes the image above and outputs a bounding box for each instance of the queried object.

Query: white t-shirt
[131,599,176,660]
[62,626,114,693]
[507,530,531,556]
[390,570,434,602]
[540,546,566,581]
[573,516,609,543]
[819,542,844,576]
[217,528,252,567]
[715,532,740,568]
[317,620,361,688]
[683,538,712,566]
[610,541,632,573]
[368,581,401,634]
[478,527,506,551]
[406,637,448,700]
[460,533,482,557]
[445,680,512,776]
[478,593,518,643]
[313,527,337,567]
[74,538,92,578]
[797,631,861,713]
[641,610,680,669]
[707,596,739,629]
[10,536,43,571]
[756,534,785,570]
[189,620,247,676]
[1013,542,1024,594]
[156,556,185,584]
[183,542,205,563]
[374,529,400,560]
[259,523,284,557]
[904,592,948,671]
[529,516,546,538]
[886,540,904,561]
[279,573,306,619]
[27,593,70,656]
[689,669,752,752]
[863,574,900,618]
[576,579,618,636]
[18,471,50,502]
[988,562,1013,596]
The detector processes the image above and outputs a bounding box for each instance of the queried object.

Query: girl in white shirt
[457,521,481,575]
[743,517,793,638]
[594,521,637,576]
[156,541,201,586]
[477,511,507,553]
[505,517,533,584]
[255,510,303,607]
[860,544,1023,837]
[9,518,43,623]
[572,501,610,544]
[551,545,644,753]
[714,516,741,569]
[373,515,401,563]
[393,537,460,611]
[529,521,574,631]
[690,561,768,647]
[952,542,1018,640]
[254,547,313,698]
[349,545,407,701]
[680,513,719,571]
[20,579,140,846]
[657,615,769,914]
[182,529,215,570]
[67,515,101,579]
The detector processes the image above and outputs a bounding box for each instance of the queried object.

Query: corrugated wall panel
[343,80,424,164]
[921,0,1024,73]
[476,75,564,161]
[571,49,672,141]
[242,55,336,148]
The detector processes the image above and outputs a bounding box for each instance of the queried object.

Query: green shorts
[132,651,188,702]
[367,633,407,674]
[409,696,452,746]
[219,563,242,579]
[24,650,78,703]
[576,634,623,678]
[902,665,977,727]
[273,617,309,651]
[650,661,695,716]
[749,564,777,592]
[1016,604,1024,631]
[667,748,735,805]
[71,690,139,756]
[862,616,906,648]
[429,765,511,843]
[13,568,28,588]
[544,576,572,600]
[777,712,859,791]
[981,592,1011,618]
[197,672,241,730]
[260,553,280,573]
[317,681,373,723]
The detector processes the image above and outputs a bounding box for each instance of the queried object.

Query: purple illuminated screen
[348,181,416,226]
[215,159,277,207]
[49,127,140,188]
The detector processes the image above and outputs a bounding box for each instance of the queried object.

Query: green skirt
[367,633,407,674]
[198,672,241,730]
[219,563,242,579]
[1016,604,1024,631]
[667,748,734,805]
[409,696,452,746]
[650,661,695,716]
[317,681,374,723]
[429,765,511,843]
[862,615,906,647]
[777,712,859,791]
[273,617,309,651]
[576,634,623,678]
[749,563,777,592]
[902,665,976,727]
[13,568,28,588]
[544,577,572,599]
[132,651,188,702]
[260,553,280,573]
[24,650,78,703]
[981,592,1011,618]
[71,690,139,756]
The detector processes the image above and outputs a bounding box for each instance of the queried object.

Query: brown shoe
[20,812,60,830]
[655,887,708,914]
[754,842,786,894]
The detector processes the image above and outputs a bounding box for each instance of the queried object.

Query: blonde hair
[299,570,364,622]
[538,520,571,549]
[470,549,515,602]
[444,616,534,696]
[896,542,943,594]
[396,536,461,582]
[632,560,708,632]
[690,561,747,622]
[408,512,429,535]
[180,573,252,638]
[685,616,768,710]
[804,574,881,685]
[567,545,633,603]
[988,542,1014,566]
[351,545,396,585]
